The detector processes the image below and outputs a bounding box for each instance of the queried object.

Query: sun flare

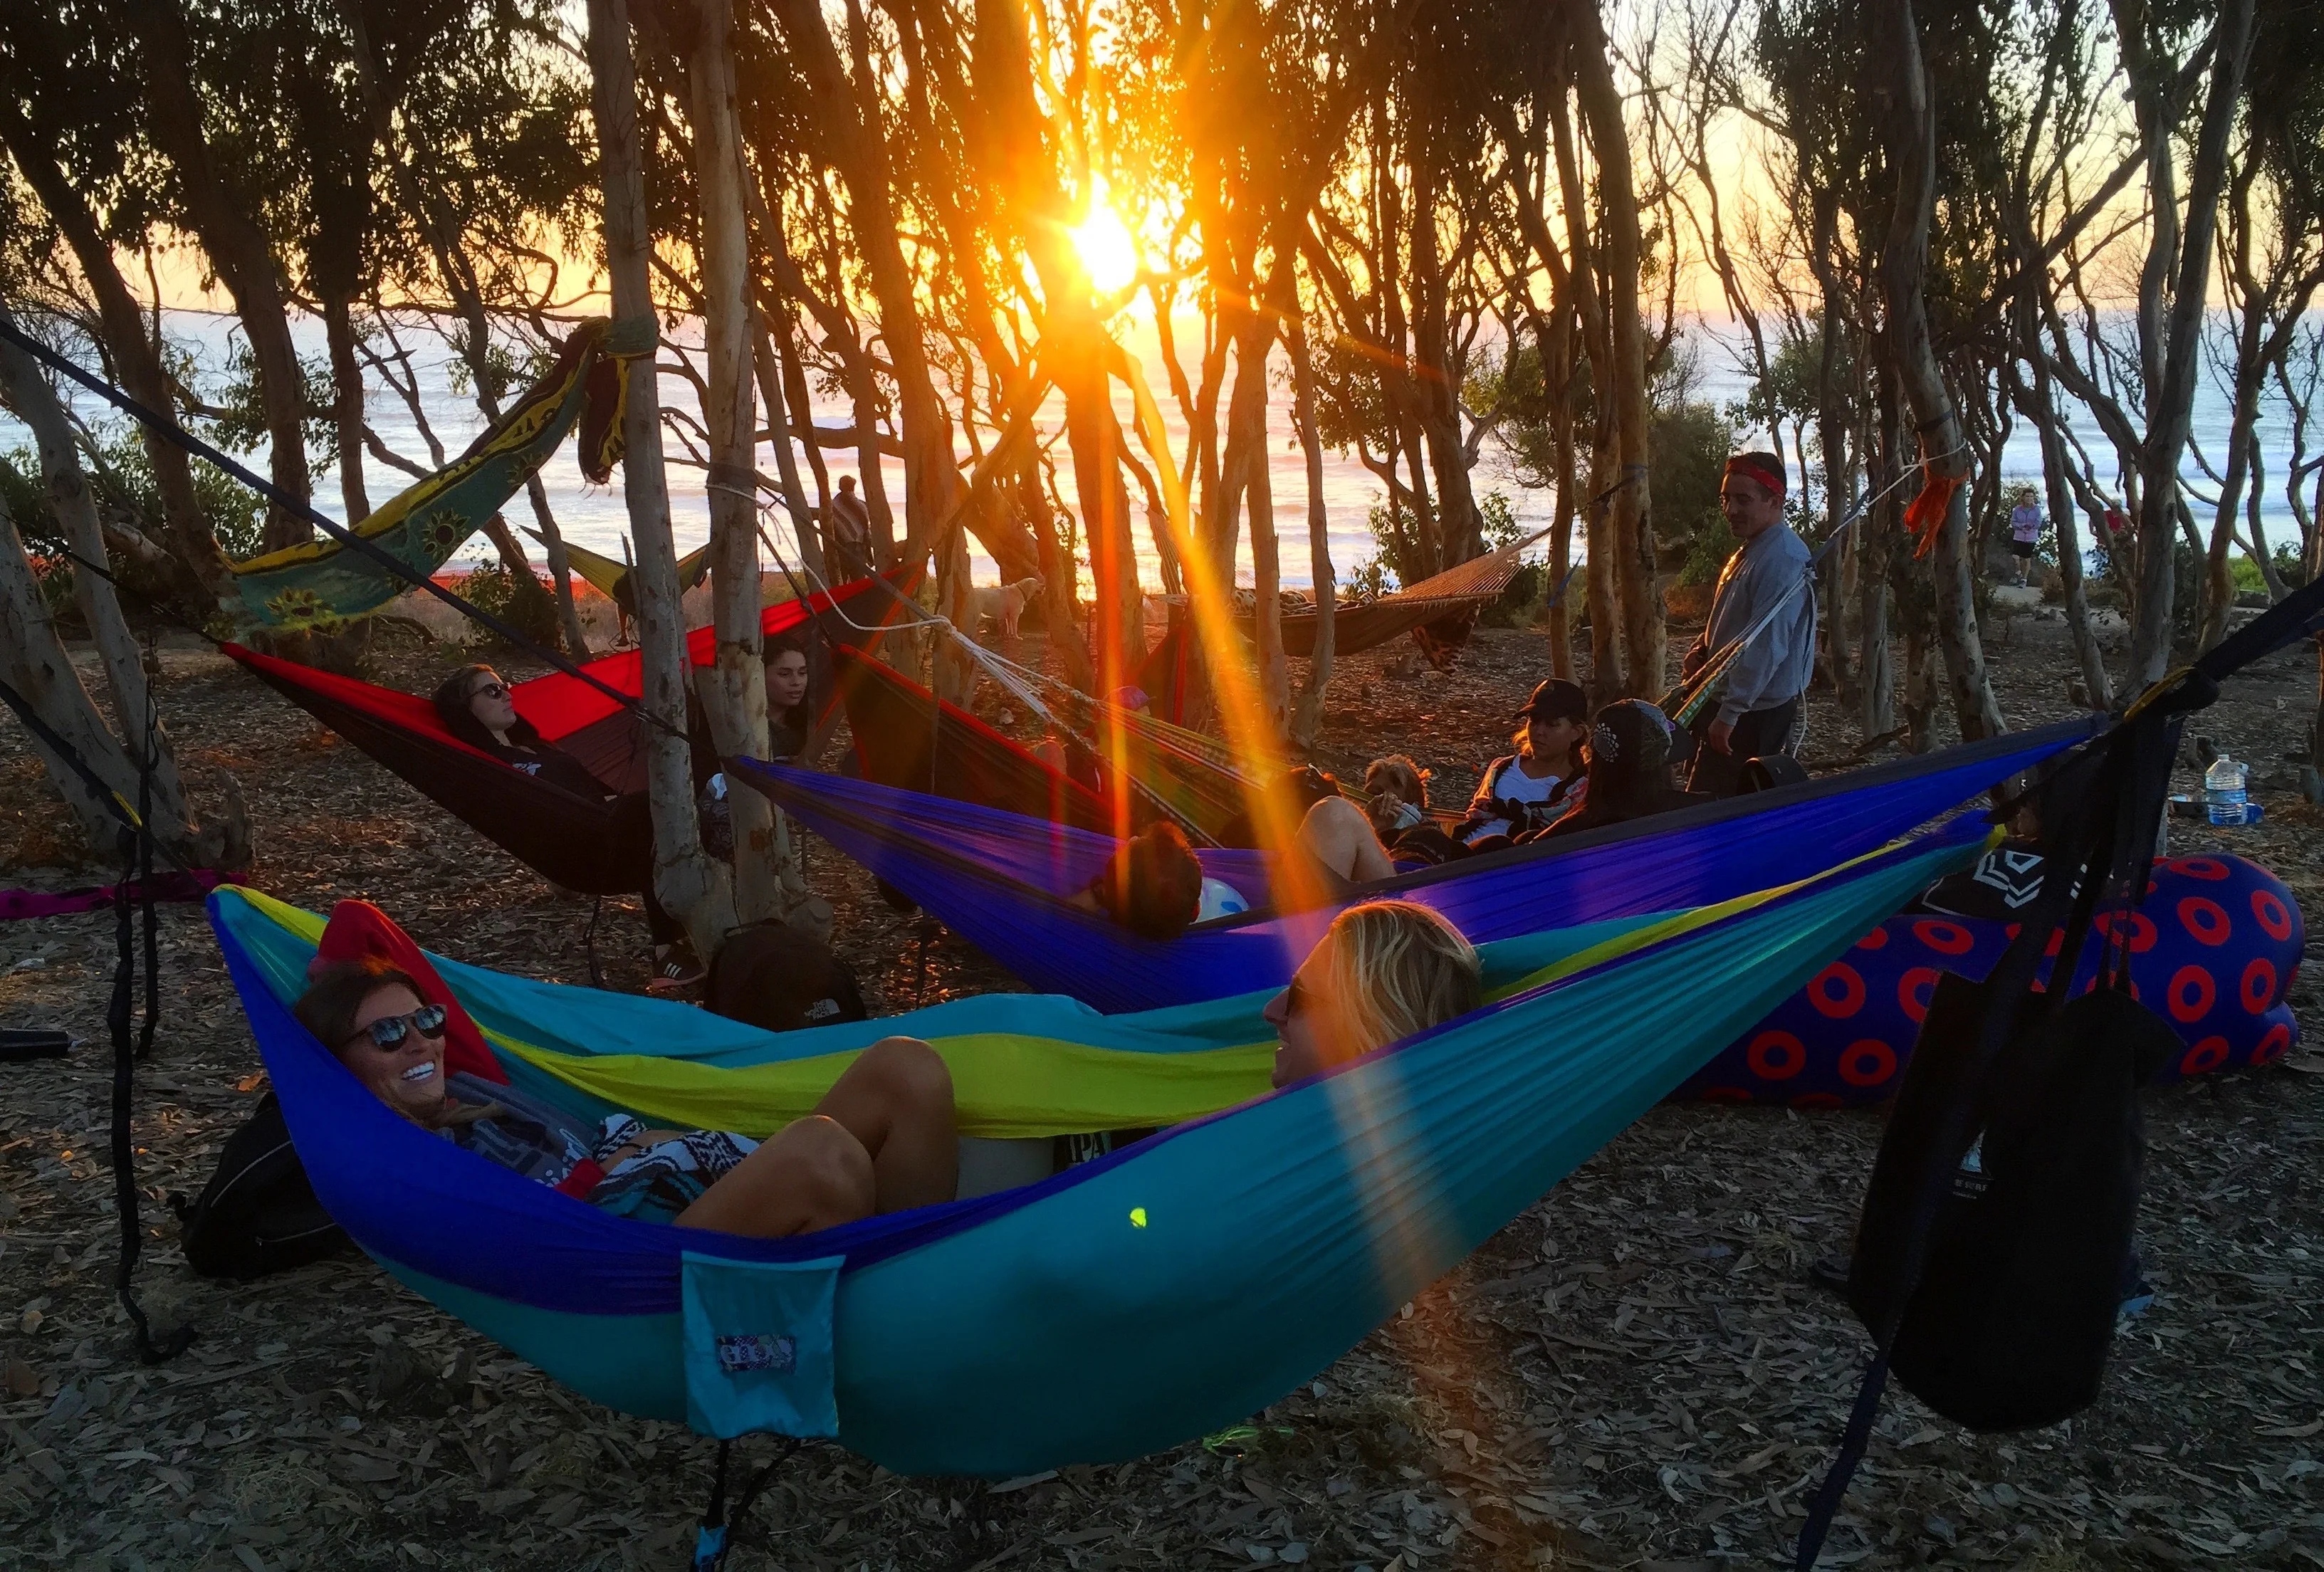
[1069,197,1142,293]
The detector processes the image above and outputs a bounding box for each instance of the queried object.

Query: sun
[1069,190,1142,294]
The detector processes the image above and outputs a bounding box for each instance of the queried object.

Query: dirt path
[1,608,2317,1571]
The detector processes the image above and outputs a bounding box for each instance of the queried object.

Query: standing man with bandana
[1682,451,1816,797]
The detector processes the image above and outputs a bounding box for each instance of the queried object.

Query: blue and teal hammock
[733,718,2101,1012]
[211,827,1977,1477]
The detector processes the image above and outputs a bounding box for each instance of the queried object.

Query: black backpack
[1846,973,2174,1430]
[170,1092,350,1280]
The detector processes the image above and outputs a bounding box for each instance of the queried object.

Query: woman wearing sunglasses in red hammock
[431,663,706,994]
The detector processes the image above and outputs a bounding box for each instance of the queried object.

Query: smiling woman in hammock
[295,956,958,1235]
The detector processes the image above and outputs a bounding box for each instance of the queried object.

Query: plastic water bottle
[2204,755,2249,826]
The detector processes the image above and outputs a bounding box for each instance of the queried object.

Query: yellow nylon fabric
[228,327,602,576]
[234,828,1977,1141]
[494,1033,1278,1141]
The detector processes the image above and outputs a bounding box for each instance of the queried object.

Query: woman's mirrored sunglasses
[349,1003,449,1052]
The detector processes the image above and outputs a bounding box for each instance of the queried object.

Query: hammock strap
[0,315,669,736]
[110,640,195,1366]
[692,1436,802,1572]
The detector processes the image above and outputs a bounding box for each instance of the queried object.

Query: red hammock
[226,572,914,894]
[830,647,1136,838]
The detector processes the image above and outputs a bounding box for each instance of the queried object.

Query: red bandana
[1723,455,1786,496]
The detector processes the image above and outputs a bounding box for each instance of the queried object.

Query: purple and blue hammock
[214,825,1973,1476]
[734,717,2105,1013]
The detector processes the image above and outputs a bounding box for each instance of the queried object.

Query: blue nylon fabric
[213,832,1960,1321]
[735,718,2099,1011]
[221,834,1971,1476]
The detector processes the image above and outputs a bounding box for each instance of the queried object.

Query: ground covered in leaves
[1,600,2318,1571]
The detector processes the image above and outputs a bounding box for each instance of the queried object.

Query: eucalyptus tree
[0,4,234,602]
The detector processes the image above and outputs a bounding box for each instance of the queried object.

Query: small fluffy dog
[973,575,1045,638]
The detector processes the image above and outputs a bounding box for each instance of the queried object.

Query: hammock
[1250,533,1548,659]
[209,827,1969,1475]
[225,317,652,632]
[733,717,2102,1011]
[533,532,711,612]
[832,645,1275,844]
[224,571,912,894]
[831,646,1130,835]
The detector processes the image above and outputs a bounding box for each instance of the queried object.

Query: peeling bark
[586,0,731,953]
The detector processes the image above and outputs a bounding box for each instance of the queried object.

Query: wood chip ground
[1,603,2316,1569]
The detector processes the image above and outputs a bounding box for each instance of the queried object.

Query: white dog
[973,575,1045,639]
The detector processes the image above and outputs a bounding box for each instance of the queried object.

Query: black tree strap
[0,669,193,1361]
[0,315,664,730]
[693,1435,802,1572]
[112,648,194,1364]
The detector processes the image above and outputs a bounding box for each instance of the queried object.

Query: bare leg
[1297,797,1397,884]
[675,1115,875,1238]
[807,1037,958,1212]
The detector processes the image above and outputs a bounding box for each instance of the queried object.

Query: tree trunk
[750,320,825,579]
[1859,379,1901,740]
[0,326,192,839]
[1875,0,2004,740]
[0,414,245,872]
[124,0,313,551]
[765,0,964,559]
[2122,0,2256,684]
[1573,9,1665,697]
[0,103,231,601]
[321,295,371,525]
[1288,312,1336,752]
[1235,303,1287,735]
[335,0,573,649]
[1582,436,1624,700]
[2018,358,2115,708]
[687,0,809,929]
[586,0,731,953]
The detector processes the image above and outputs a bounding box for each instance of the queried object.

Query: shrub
[460,560,564,649]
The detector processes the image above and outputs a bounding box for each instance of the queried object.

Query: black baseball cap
[1514,678,1588,725]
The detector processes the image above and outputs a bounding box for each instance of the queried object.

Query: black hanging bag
[1846,973,2175,1432]
[172,1091,350,1280]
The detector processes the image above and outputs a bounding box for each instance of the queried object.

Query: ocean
[3,308,2312,591]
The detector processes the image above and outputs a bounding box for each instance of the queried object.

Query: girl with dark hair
[431,664,609,799]
[1540,699,1699,839]
[765,638,812,759]
[431,663,704,991]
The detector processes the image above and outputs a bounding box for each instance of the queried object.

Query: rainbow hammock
[211,827,1975,1477]
[734,718,2101,1012]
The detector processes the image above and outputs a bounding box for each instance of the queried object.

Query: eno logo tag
[716,1333,798,1375]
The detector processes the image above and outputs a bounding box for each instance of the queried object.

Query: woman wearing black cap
[1457,678,1590,852]
[1539,699,1699,839]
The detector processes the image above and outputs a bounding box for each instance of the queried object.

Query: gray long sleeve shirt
[1689,523,1816,727]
